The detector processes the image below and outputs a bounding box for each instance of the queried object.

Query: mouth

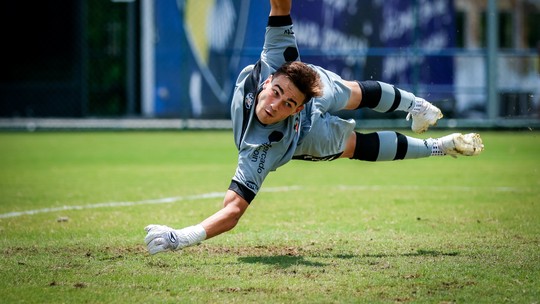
[265,108,274,117]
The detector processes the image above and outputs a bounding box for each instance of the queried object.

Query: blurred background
[1,0,539,129]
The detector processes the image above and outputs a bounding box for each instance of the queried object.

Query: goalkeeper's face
[255,75,305,125]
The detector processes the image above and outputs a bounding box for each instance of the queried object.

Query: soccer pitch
[0,130,538,303]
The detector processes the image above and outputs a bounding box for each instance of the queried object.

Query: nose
[269,99,280,112]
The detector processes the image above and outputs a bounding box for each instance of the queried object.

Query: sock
[430,138,446,156]
[356,80,416,113]
[350,131,435,161]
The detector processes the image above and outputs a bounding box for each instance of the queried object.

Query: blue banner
[154,0,455,118]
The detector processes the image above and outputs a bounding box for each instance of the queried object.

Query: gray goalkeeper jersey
[229,23,354,203]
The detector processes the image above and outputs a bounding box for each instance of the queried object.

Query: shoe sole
[412,110,443,134]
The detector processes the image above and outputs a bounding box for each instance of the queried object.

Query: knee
[340,132,357,158]
[344,80,362,110]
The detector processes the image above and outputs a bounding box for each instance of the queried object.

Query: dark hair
[273,61,323,104]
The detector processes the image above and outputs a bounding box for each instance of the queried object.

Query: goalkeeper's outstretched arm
[144,190,249,254]
[200,190,249,238]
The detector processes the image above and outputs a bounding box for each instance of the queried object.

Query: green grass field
[0,130,539,303]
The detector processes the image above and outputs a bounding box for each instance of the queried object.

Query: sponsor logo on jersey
[245,92,254,109]
[250,142,271,174]
[284,27,294,35]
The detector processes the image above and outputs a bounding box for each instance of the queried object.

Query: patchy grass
[0,131,539,303]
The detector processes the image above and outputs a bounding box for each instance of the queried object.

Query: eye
[285,101,292,108]
[272,89,279,96]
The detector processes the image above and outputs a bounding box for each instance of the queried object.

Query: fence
[1,0,539,130]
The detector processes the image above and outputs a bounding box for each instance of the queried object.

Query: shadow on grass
[239,249,458,268]
[362,249,459,258]
[238,255,327,268]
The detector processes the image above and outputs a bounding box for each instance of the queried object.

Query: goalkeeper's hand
[144,224,185,255]
[144,224,207,255]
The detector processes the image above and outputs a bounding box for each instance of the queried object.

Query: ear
[294,104,305,114]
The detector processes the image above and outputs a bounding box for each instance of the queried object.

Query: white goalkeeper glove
[144,224,206,255]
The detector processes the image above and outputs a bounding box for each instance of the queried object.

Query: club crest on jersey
[245,92,254,109]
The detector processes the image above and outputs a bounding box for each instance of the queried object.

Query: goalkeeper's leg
[344,80,443,134]
[341,131,484,161]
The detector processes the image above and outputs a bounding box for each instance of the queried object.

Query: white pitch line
[0,184,523,219]
[0,186,303,219]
